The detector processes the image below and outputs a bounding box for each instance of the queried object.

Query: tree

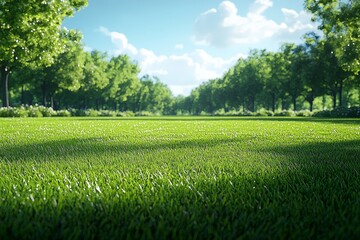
[302,33,327,111]
[76,50,109,109]
[0,0,88,107]
[306,0,360,74]
[241,50,270,112]
[128,75,173,114]
[35,30,85,108]
[106,55,140,111]
[286,45,307,111]
[266,51,291,112]
[225,58,248,110]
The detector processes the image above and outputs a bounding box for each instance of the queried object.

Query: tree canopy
[1,0,359,114]
[0,0,88,107]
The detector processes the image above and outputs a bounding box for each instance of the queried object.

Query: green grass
[0,117,360,239]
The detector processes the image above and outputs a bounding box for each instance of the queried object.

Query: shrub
[135,111,153,117]
[312,107,360,118]
[214,108,226,116]
[257,108,274,116]
[296,110,312,117]
[0,107,17,117]
[38,106,56,117]
[124,111,135,117]
[274,110,296,117]
[68,108,86,117]
[85,109,99,117]
[57,110,71,117]
[27,106,43,117]
[347,107,360,118]
[99,110,117,117]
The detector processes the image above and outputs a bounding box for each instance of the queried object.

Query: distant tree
[241,50,270,112]
[128,75,173,114]
[10,65,37,105]
[302,33,327,111]
[106,55,140,111]
[0,0,88,107]
[286,45,307,111]
[265,50,292,112]
[77,50,110,109]
[34,30,85,108]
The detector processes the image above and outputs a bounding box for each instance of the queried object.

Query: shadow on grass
[0,137,243,162]
[1,139,360,239]
[265,139,360,162]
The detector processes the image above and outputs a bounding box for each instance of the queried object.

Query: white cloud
[175,44,184,50]
[193,0,317,47]
[99,26,138,55]
[278,8,317,39]
[250,0,273,15]
[100,27,244,96]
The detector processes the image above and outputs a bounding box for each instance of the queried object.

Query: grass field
[0,117,360,239]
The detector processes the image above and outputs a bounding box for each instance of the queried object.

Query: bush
[347,107,360,118]
[69,108,87,117]
[296,110,312,117]
[257,108,274,117]
[224,110,239,116]
[99,110,117,117]
[214,108,226,116]
[135,111,153,117]
[313,107,360,118]
[38,106,56,117]
[124,111,135,117]
[0,107,19,117]
[274,110,296,117]
[0,106,358,118]
[27,106,43,117]
[85,109,99,117]
[57,110,71,117]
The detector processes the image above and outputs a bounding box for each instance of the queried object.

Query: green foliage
[0,105,57,117]
[306,0,360,75]
[135,111,154,117]
[296,110,313,117]
[0,0,88,107]
[85,109,100,117]
[0,118,359,239]
[313,107,360,118]
[273,110,295,117]
[56,110,72,117]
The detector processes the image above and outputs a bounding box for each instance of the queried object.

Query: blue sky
[64,0,319,96]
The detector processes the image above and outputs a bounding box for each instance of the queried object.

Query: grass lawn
[0,117,359,239]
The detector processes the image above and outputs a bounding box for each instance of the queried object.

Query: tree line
[1,0,359,115]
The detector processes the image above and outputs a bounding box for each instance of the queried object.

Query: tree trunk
[50,95,54,109]
[114,102,117,111]
[21,85,25,105]
[339,79,343,107]
[249,96,255,112]
[293,95,297,111]
[42,81,47,106]
[332,91,337,109]
[1,66,10,107]
[281,98,286,110]
[271,93,276,112]
[307,92,314,112]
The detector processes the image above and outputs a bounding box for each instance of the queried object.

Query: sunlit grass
[0,117,359,239]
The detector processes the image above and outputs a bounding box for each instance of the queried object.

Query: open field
[0,117,360,239]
